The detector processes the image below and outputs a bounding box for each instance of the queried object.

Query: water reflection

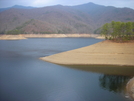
[99,75,131,93]
[64,65,134,76]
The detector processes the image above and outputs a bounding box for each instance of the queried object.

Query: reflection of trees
[99,75,131,93]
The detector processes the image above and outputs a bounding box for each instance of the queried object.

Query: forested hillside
[0,2,134,34]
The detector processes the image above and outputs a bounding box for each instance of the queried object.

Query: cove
[0,38,132,101]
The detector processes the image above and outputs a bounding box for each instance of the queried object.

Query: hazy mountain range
[0,2,134,34]
[0,5,35,12]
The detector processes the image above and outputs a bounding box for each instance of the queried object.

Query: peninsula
[40,40,134,75]
[40,40,134,66]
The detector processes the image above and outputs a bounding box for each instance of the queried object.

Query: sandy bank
[0,35,27,40]
[0,34,104,40]
[23,34,104,39]
[24,34,90,38]
[40,40,134,67]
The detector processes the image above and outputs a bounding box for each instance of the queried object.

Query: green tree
[111,21,116,39]
[126,22,133,40]
[6,29,20,35]
[100,21,134,42]
[101,23,110,39]
[120,22,126,39]
[132,22,134,39]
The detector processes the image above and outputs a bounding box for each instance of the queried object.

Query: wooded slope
[0,2,134,34]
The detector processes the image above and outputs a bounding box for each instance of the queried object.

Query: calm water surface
[0,38,132,101]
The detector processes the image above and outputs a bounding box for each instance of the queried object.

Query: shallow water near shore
[64,65,134,76]
[0,38,133,101]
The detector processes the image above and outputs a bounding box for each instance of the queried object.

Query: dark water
[0,38,132,101]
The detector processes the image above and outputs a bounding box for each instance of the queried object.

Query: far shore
[0,35,27,40]
[23,34,104,39]
[0,34,105,40]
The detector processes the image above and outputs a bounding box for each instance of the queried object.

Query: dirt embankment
[40,40,134,75]
[40,40,134,66]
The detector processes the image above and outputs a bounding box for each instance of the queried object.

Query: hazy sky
[0,0,134,9]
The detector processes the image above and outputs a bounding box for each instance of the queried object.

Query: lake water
[0,38,132,101]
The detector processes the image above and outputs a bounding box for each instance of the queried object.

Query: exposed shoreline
[0,35,27,40]
[0,34,104,40]
[40,40,134,68]
[23,34,104,39]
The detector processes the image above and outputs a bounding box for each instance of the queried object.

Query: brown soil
[40,40,134,66]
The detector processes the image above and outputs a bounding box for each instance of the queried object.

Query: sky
[0,0,134,9]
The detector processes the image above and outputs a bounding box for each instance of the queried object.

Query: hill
[73,3,134,28]
[0,2,134,34]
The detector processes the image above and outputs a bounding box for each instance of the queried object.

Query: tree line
[101,21,134,41]
[6,29,21,35]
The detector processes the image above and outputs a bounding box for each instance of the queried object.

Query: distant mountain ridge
[0,5,35,12]
[0,2,134,34]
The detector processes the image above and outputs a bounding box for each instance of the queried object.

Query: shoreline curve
[40,40,134,67]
